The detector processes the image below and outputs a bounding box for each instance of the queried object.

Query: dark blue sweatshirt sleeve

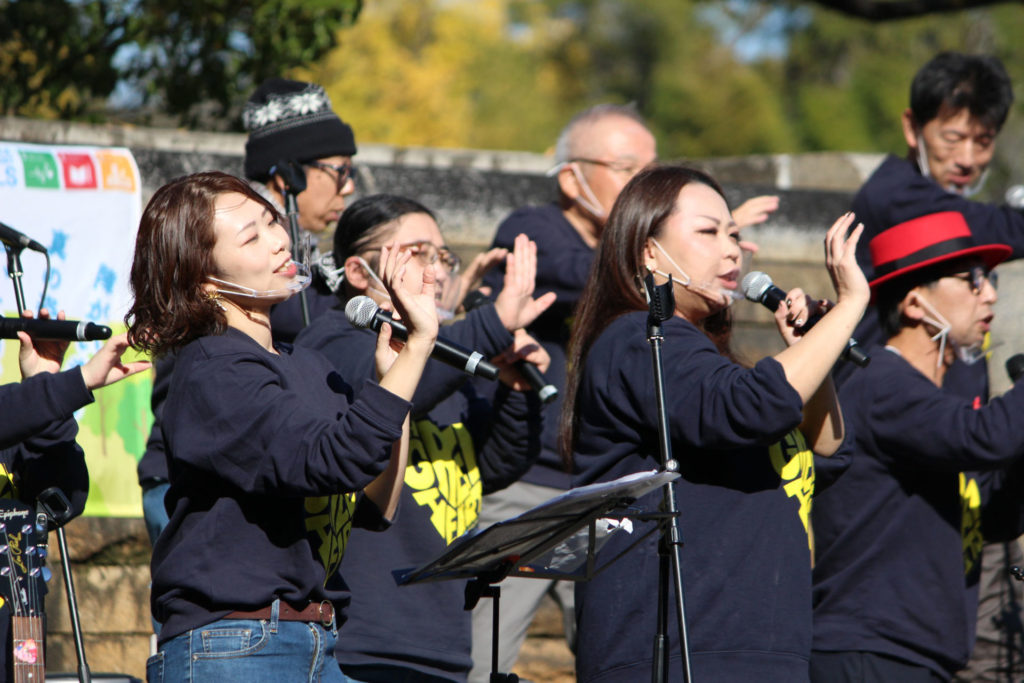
[0,367,93,449]
[465,383,543,493]
[4,415,89,519]
[862,354,1024,471]
[296,306,513,419]
[623,315,804,449]
[167,351,411,496]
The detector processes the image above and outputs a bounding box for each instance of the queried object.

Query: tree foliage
[1,0,361,127]
[0,0,124,119]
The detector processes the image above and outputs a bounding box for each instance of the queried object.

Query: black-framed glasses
[949,265,998,295]
[363,240,461,274]
[306,161,353,194]
[570,157,645,177]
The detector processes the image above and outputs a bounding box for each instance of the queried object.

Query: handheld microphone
[1006,354,1024,383]
[741,271,870,368]
[0,317,112,341]
[345,296,500,381]
[0,221,47,253]
[461,289,559,403]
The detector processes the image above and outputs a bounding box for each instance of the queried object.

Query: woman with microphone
[126,172,438,682]
[296,194,549,682]
[560,164,868,682]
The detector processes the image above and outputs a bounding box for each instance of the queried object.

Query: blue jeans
[142,480,170,634]
[146,600,348,683]
[142,480,171,546]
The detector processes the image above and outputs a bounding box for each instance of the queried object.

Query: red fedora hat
[868,211,1011,293]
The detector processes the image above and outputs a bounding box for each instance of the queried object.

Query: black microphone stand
[273,159,311,328]
[644,272,693,683]
[39,487,91,683]
[5,243,28,314]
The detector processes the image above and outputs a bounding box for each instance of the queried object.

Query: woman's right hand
[379,241,439,353]
[824,212,869,311]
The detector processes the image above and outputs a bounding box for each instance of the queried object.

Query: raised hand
[824,212,869,309]
[80,333,152,390]
[493,233,557,331]
[452,246,508,311]
[379,241,439,351]
[732,195,780,229]
[17,309,70,379]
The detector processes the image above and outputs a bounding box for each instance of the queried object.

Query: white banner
[0,141,151,517]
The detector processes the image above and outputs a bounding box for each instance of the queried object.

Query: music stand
[396,469,680,683]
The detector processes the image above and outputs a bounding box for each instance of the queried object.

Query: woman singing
[560,165,868,682]
[126,171,438,682]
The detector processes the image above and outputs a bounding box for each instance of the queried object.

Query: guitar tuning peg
[41,567,52,583]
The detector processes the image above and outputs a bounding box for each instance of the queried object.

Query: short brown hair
[125,171,280,356]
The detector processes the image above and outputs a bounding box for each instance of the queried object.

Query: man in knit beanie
[241,77,358,342]
[243,77,357,235]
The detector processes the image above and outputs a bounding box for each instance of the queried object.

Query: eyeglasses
[948,265,998,295]
[306,161,353,194]
[570,157,645,177]
[363,240,461,274]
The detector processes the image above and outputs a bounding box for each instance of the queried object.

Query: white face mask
[649,237,743,308]
[569,163,607,221]
[915,134,990,198]
[914,293,986,367]
[208,261,312,301]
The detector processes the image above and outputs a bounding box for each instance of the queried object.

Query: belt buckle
[317,600,333,626]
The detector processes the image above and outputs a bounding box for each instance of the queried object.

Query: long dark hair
[558,164,732,466]
[333,194,436,299]
[125,171,280,357]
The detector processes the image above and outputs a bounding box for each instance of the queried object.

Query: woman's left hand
[774,287,833,347]
[492,329,551,391]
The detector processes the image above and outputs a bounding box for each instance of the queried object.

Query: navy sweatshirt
[150,327,412,643]
[296,304,541,680]
[839,155,1024,396]
[0,367,93,448]
[812,348,1024,678]
[572,312,813,683]
[481,203,594,489]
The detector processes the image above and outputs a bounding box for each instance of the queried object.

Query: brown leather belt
[225,600,334,626]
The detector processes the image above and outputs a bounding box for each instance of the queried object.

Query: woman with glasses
[295,193,552,682]
[128,173,440,682]
[810,211,1024,682]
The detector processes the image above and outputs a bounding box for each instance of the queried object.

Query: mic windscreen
[345,296,380,329]
[1006,353,1024,383]
[741,271,773,303]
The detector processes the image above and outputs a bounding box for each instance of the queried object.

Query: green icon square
[19,151,60,189]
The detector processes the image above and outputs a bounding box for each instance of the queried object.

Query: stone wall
[4,116,1023,679]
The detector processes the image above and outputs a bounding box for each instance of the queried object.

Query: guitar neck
[11,606,44,682]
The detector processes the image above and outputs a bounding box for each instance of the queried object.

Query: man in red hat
[810,211,1024,682]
